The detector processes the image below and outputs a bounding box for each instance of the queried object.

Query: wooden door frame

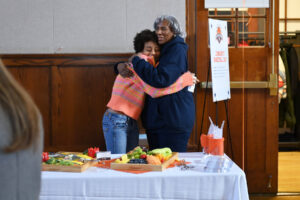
[186,0,199,151]
[186,0,279,193]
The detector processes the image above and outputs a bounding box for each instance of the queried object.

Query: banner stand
[198,61,234,161]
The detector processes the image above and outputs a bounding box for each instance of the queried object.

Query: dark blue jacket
[132,36,195,132]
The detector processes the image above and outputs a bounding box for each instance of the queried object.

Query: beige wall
[0,0,185,54]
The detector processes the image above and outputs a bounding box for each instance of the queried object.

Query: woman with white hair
[131,15,196,152]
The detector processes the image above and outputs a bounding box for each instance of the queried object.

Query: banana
[71,160,84,165]
[76,154,93,160]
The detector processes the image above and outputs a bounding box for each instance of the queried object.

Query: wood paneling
[8,66,51,148]
[51,65,115,151]
[3,54,130,152]
[195,0,210,154]
[186,0,198,151]
[224,90,244,167]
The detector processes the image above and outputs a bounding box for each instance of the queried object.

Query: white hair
[153,15,186,38]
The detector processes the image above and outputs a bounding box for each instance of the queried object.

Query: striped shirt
[107,63,194,120]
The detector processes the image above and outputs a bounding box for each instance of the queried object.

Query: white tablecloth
[40,152,249,200]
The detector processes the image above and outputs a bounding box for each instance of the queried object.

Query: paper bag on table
[207,117,225,155]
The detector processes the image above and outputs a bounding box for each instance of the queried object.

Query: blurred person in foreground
[0,59,44,200]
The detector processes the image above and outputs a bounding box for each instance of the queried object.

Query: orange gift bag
[209,137,224,156]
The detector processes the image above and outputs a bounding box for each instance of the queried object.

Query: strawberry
[88,147,100,158]
[140,154,147,159]
[42,152,49,162]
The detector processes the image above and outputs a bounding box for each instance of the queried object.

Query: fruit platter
[42,148,99,172]
[110,147,178,171]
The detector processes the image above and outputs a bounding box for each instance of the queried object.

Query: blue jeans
[102,109,139,154]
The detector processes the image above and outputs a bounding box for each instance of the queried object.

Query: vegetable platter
[42,151,96,172]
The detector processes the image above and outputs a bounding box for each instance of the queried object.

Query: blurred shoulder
[0,105,13,149]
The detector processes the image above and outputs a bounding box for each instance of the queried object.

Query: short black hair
[133,29,158,53]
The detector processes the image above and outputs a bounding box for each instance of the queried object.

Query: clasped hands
[117,53,145,78]
[117,54,199,85]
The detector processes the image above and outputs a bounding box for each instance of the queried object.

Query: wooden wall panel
[51,65,115,151]
[246,89,267,172]
[186,0,198,151]
[7,66,51,148]
[2,54,130,152]
[229,48,268,81]
[224,90,244,168]
[194,1,210,153]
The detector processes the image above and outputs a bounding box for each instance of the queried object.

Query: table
[40,152,249,200]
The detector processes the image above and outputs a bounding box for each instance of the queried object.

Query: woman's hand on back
[117,62,134,78]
